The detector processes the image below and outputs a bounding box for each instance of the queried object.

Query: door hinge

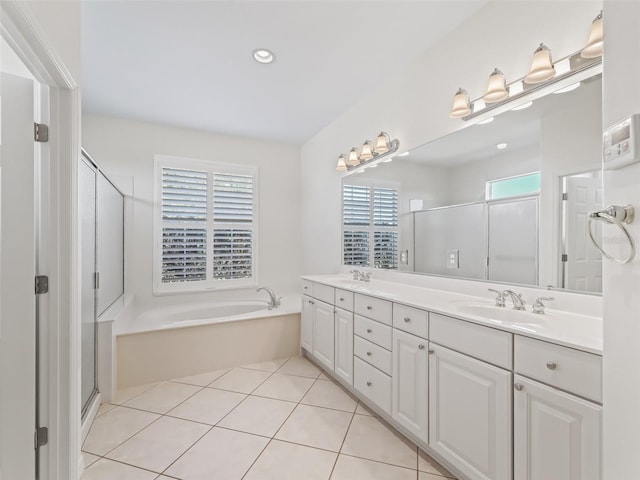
[35,275,49,294]
[34,426,48,449]
[561,254,568,262]
[94,272,100,290]
[562,192,569,201]
[34,123,49,143]
[486,257,490,267]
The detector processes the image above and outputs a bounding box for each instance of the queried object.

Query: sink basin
[454,303,546,324]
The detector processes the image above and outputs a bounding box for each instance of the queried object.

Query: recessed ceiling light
[553,82,581,94]
[511,101,533,111]
[478,117,495,125]
[398,151,410,157]
[496,143,508,150]
[253,49,275,64]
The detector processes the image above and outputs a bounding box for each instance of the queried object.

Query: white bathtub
[114,295,302,389]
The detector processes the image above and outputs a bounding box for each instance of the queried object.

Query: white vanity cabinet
[392,328,428,443]
[334,306,354,384]
[311,299,335,371]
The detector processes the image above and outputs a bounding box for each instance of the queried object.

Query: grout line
[328,403,356,479]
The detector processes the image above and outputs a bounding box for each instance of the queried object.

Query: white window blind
[342,184,399,270]
[155,156,257,293]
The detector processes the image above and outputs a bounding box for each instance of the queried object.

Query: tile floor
[82,355,457,480]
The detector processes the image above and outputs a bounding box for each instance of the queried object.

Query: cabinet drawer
[354,357,392,414]
[515,336,602,403]
[430,313,513,369]
[335,289,354,312]
[354,315,392,351]
[313,282,335,305]
[355,294,392,325]
[301,280,313,296]
[354,335,392,375]
[393,303,429,339]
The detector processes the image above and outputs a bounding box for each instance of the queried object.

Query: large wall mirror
[342,71,602,294]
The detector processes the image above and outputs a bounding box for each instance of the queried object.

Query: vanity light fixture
[581,11,603,59]
[253,49,275,64]
[524,43,556,84]
[335,132,400,172]
[483,68,509,103]
[553,82,581,94]
[449,88,472,118]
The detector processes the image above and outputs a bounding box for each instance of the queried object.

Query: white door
[312,300,334,371]
[301,295,314,352]
[564,172,603,292]
[0,73,37,479]
[392,329,428,443]
[334,308,353,384]
[514,375,602,480]
[429,344,512,480]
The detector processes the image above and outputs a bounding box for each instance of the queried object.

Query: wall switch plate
[447,249,459,269]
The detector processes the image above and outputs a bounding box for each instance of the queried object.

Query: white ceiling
[81,1,487,145]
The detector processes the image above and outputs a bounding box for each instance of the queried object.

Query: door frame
[1,2,81,479]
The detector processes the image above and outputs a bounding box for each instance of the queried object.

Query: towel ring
[587,205,636,264]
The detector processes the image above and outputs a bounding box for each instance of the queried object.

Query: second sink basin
[454,303,545,324]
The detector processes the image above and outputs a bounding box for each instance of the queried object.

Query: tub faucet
[502,290,527,311]
[257,287,281,310]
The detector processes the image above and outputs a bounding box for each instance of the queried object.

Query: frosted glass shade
[449,88,471,118]
[359,141,374,161]
[336,154,347,171]
[581,12,603,58]
[347,147,360,166]
[524,44,555,84]
[483,68,509,103]
[374,132,390,155]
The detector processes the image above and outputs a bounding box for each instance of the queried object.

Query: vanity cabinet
[311,299,335,371]
[334,306,354,384]
[392,328,428,443]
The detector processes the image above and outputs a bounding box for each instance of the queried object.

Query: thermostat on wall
[603,114,640,170]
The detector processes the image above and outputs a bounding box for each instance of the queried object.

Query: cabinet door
[514,375,602,480]
[429,344,512,480]
[312,300,335,371]
[392,329,428,443]
[301,295,314,353]
[334,308,353,384]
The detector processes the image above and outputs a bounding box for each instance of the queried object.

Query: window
[342,183,399,269]
[154,155,258,293]
[486,172,541,200]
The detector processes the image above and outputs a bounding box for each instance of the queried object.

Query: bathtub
[113,295,301,389]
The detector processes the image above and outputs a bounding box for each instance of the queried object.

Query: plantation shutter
[373,188,398,269]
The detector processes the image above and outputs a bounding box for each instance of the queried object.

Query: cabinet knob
[428,348,435,354]
[367,306,373,310]
[308,300,314,305]
[366,352,372,356]
[514,383,524,391]
[304,286,308,290]
[366,381,372,387]
[366,329,372,333]
[339,297,345,302]
[546,361,557,370]
[404,317,411,323]
[418,344,425,350]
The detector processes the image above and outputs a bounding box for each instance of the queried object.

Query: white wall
[602,2,640,479]
[82,115,301,312]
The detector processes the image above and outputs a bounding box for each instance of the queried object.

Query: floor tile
[252,373,315,402]
[111,383,159,405]
[420,472,456,480]
[355,401,375,416]
[167,387,246,425]
[96,403,116,417]
[243,439,337,480]
[318,371,331,380]
[341,414,417,469]
[419,449,456,477]
[275,404,352,452]
[241,357,289,373]
[81,458,157,480]
[106,416,209,473]
[301,379,357,412]
[124,382,201,414]
[165,427,268,480]
[82,452,100,468]
[208,368,271,394]
[331,454,417,480]
[277,355,322,378]
[217,395,296,437]
[82,406,160,456]
[170,368,229,387]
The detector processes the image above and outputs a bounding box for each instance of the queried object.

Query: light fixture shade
[359,141,374,161]
[581,11,603,58]
[336,154,347,171]
[374,132,391,155]
[483,68,509,103]
[524,43,555,84]
[449,88,471,118]
[347,147,360,166]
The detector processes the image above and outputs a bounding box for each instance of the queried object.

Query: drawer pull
[339,297,345,302]
[308,300,314,305]
[366,352,372,356]
[546,361,558,370]
[304,286,308,290]
[367,306,373,310]
[366,381,372,387]
[367,329,372,333]
[428,348,435,354]
[514,383,524,391]
[404,317,411,323]
[418,344,425,350]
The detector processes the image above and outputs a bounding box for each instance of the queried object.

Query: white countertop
[302,274,603,355]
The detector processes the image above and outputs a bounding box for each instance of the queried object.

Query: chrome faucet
[257,287,281,310]
[502,290,527,311]
[350,270,371,282]
[532,296,554,314]
[488,288,506,307]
